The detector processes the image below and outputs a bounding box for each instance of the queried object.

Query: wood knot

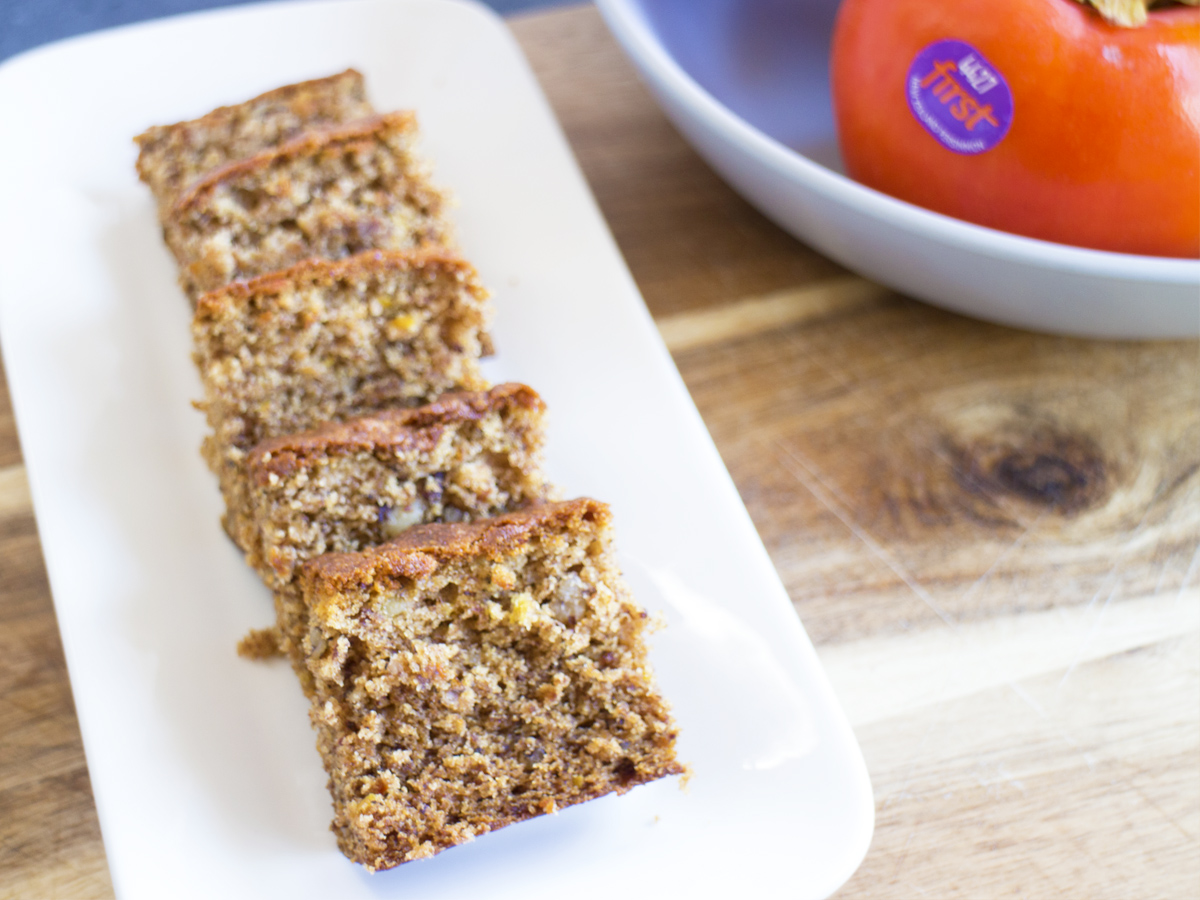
[957,432,1108,516]
[993,452,1100,511]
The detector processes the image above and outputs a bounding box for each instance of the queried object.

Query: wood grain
[656,277,890,353]
[1,4,1196,898]
[515,7,1200,898]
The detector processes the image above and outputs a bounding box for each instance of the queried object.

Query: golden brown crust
[306,498,609,587]
[135,69,373,213]
[165,112,450,300]
[173,111,416,214]
[246,384,544,483]
[134,69,367,150]
[193,247,477,320]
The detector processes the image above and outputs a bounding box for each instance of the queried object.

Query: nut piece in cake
[135,69,374,216]
[297,498,684,870]
[165,112,451,300]
[192,249,492,476]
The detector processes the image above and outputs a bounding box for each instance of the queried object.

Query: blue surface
[0,0,572,62]
[635,0,842,167]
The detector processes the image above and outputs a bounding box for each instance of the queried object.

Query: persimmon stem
[1081,0,1197,27]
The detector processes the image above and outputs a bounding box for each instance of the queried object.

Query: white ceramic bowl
[596,0,1200,339]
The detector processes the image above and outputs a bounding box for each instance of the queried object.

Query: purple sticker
[907,40,1013,155]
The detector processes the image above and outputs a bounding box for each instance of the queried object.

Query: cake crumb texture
[231,383,552,589]
[165,112,451,300]
[298,498,684,870]
[135,69,374,215]
[225,384,557,678]
[192,248,491,478]
[236,626,284,660]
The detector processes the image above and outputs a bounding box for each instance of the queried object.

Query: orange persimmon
[830,0,1200,257]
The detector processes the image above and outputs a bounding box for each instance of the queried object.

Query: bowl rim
[595,0,1200,284]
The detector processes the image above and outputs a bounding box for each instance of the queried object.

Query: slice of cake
[231,384,552,588]
[165,112,451,300]
[226,385,556,667]
[296,498,684,870]
[135,69,374,215]
[192,248,492,478]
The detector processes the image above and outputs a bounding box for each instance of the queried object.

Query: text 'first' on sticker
[906,39,1013,155]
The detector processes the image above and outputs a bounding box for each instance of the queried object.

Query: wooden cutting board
[1,5,1196,897]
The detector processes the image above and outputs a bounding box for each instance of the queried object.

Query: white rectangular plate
[0,2,873,897]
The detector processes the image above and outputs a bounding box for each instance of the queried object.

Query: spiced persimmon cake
[226,385,556,668]
[295,498,684,870]
[164,111,451,300]
[231,384,551,588]
[135,69,374,216]
[192,249,491,483]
